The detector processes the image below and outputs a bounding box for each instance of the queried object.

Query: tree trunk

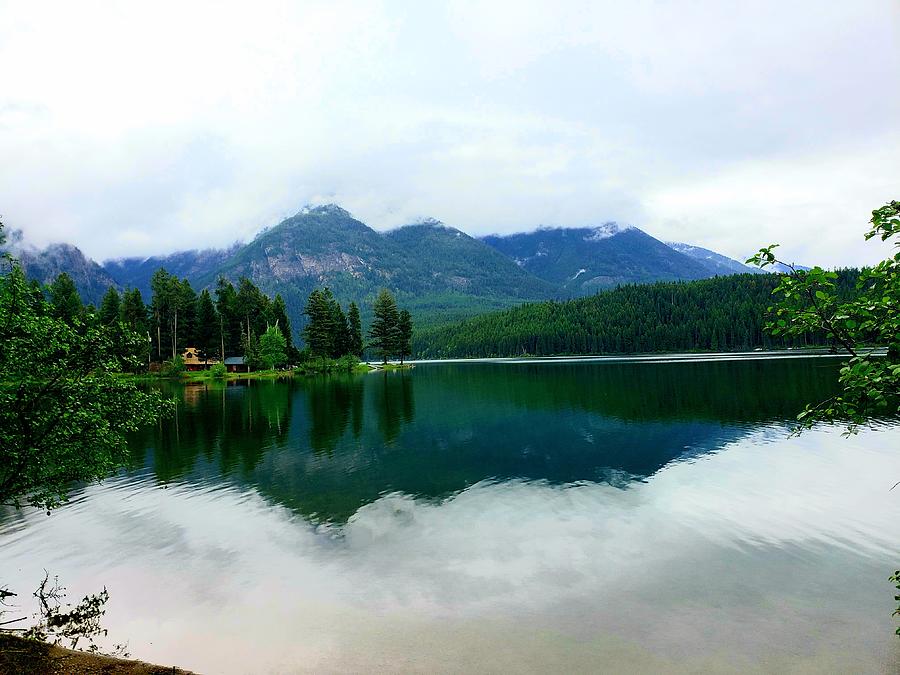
[172,307,178,360]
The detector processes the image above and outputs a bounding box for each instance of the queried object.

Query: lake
[1,355,899,673]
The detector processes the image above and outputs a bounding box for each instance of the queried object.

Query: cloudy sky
[1,1,898,266]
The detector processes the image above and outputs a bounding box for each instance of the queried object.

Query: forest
[41,267,414,371]
[413,271,861,358]
[30,264,864,364]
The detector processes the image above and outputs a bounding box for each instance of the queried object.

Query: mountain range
[7,204,769,330]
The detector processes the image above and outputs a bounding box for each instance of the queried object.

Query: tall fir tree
[330,300,351,358]
[347,301,363,358]
[368,288,400,363]
[397,309,413,364]
[48,272,82,324]
[214,276,240,357]
[120,289,148,335]
[98,286,121,326]
[174,278,198,351]
[195,289,218,361]
[149,268,175,360]
[235,277,269,340]
[302,289,334,360]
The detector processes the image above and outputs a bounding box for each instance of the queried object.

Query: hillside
[666,242,764,276]
[10,204,797,335]
[196,206,559,327]
[14,241,118,305]
[412,272,857,358]
[482,224,713,294]
[104,245,239,298]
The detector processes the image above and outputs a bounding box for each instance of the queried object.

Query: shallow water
[1,356,898,673]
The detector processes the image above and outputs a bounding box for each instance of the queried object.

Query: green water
[135,356,844,520]
[1,355,898,673]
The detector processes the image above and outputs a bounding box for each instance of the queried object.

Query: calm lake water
[1,355,899,673]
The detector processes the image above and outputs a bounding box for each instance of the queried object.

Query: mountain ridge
[6,204,789,331]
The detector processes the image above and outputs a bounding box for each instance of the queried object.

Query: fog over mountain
[1,1,897,268]
[7,205,772,326]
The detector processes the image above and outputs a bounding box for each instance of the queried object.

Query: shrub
[160,355,186,378]
[210,362,227,379]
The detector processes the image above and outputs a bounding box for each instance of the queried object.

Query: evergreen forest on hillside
[413,272,860,358]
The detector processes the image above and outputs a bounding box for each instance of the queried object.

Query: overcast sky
[1,1,898,266]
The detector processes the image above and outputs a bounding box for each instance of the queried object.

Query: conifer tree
[195,289,218,362]
[149,268,175,360]
[235,277,269,341]
[303,289,334,360]
[331,301,351,358]
[98,286,121,326]
[49,273,82,324]
[214,277,239,357]
[347,301,363,357]
[397,309,413,364]
[120,289,148,335]
[175,278,198,349]
[368,288,400,363]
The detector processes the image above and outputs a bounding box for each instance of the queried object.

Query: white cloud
[0,0,898,263]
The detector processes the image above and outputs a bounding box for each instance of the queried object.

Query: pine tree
[195,289,218,362]
[397,309,413,364]
[303,289,334,360]
[330,301,351,358]
[214,277,239,357]
[368,288,400,364]
[98,286,121,326]
[347,301,363,358]
[120,289,148,334]
[176,279,198,348]
[49,273,82,324]
[150,268,175,360]
[235,277,269,343]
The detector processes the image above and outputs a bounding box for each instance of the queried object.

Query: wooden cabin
[224,356,249,373]
[181,347,219,371]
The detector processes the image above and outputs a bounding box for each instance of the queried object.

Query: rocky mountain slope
[10,205,788,329]
[7,234,119,305]
[666,242,763,276]
[482,224,714,295]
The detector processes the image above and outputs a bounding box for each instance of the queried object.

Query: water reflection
[1,425,897,673]
[1,358,899,673]
[123,358,846,523]
[371,371,415,445]
[306,376,365,455]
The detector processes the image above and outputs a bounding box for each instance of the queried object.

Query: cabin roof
[224,356,245,365]
[181,346,219,365]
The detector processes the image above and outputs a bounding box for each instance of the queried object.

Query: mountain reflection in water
[1,357,898,673]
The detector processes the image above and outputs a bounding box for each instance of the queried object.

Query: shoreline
[405,347,883,365]
[0,634,195,675]
[123,362,416,382]
[117,348,883,380]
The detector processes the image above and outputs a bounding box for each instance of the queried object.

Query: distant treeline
[413,271,861,358]
[43,268,298,366]
[42,267,413,368]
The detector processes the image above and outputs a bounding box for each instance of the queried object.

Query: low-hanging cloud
[1,0,898,267]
